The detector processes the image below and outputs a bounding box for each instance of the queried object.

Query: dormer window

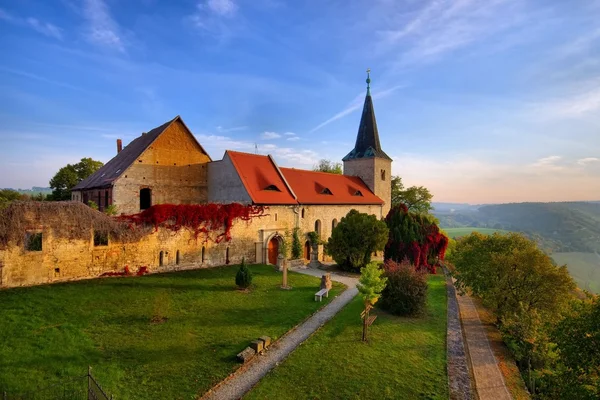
[320,188,333,195]
[264,184,281,192]
[353,190,363,197]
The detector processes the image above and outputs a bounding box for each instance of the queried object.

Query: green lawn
[444,227,510,238]
[552,252,600,294]
[0,265,344,399]
[246,275,448,400]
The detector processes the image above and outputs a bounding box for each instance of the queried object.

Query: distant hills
[2,187,52,196]
[433,201,600,253]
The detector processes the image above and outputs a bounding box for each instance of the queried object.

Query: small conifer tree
[291,228,302,259]
[235,258,253,289]
[357,262,388,342]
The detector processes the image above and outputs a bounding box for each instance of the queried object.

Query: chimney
[117,139,123,154]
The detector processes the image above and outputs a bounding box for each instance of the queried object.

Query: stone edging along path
[200,268,359,400]
[445,271,474,400]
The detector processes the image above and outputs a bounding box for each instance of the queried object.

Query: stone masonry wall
[0,203,383,289]
[112,120,211,215]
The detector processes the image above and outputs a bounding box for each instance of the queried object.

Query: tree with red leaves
[384,204,448,273]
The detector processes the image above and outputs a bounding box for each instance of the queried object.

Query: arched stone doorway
[304,240,311,261]
[268,236,279,265]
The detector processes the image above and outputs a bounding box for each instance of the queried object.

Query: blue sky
[1,0,599,203]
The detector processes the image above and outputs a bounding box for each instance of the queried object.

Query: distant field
[443,227,510,239]
[552,252,600,294]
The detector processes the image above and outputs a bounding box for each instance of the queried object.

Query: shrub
[379,259,428,316]
[105,204,118,216]
[235,258,253,289]
[291,228,302,259]
[88,200,98,210]
[326,209,389,272]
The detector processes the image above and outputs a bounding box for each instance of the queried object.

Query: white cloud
[0,9,62,40]
[310,84,405,133]
[531,155,562,168]
[216,125,247,133]
[283,132,296,136]
[287,136,300,141]
[261,131,281,139]
[83,0,125,51]
[377,0,526,66]
[577,157,600,166]
[206,0,238,17]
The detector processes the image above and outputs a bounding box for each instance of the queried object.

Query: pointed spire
[342,69,392,161]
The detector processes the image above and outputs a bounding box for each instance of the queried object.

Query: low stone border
[445,270,474,400]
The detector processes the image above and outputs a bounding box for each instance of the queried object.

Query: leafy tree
[448,231,575,387]
[543,297,600,399]
[313,159,342,174]
[385,204,448,273]
[357,262,387,342]
[391,175,433,214]
[291,228,302,259]
[49,157,103,200]
[326,209,389,272]
[0,189,25,209]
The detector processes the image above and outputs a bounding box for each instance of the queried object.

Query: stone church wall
[0,203,383,289]
[112,120,211,215]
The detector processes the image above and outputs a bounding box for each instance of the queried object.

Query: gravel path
[457,292,512,400]
[200,268,358,400]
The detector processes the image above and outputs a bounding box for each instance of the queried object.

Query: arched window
[201,246,205,263]
[314,220,321,236]
[140,188,152,210]
[159,251,164,267]
[176,250,180,265]
[332,219,338,231]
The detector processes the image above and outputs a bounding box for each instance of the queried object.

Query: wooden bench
[315,288,329,302]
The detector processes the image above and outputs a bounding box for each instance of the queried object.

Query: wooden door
[268,237,279,265]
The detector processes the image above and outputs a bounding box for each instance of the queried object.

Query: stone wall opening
[140,188,152,210]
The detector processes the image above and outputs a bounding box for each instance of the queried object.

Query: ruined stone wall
[112,120,211,215]
[0,203,383,289]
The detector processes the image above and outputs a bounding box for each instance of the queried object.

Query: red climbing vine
[118,203,266,243]
[384,204,449,273]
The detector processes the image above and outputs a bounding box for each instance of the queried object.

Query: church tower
[343,70,392,217]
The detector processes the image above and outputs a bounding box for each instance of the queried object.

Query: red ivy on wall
[118,203,266,243]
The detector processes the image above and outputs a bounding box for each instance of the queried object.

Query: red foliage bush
[136,266,148,276]
[118,203,266,243]
[379,259,428,316]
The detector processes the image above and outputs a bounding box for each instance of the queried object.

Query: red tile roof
[227,151,297,205]
[280,167,384,205]
[226,151,383,205]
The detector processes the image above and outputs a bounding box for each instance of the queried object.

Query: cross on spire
[366,68,371,95]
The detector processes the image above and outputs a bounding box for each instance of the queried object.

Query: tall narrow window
[159,251,164,267]
[301,208,305,218]
[314,220,321,236]
[381,169,386,181]
[226,247,230,264]
[140,188,152,210]
[201,246,206,263]
[332,219,338,231]
[176,250,180,265]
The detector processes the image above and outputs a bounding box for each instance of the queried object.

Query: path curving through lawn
[200,268,358,400]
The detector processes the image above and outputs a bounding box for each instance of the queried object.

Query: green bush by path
[247,275,448,400]
[0,265,344,399]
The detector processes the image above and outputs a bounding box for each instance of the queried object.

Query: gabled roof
[73,116,210,190]
[226,151,298,205]
[343,88,392,161]
[280,168,384,205]
[225,151,384,205]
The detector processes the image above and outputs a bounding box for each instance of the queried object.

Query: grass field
[246,275,448,400]
[0,265,344,399]
[443,227,510,239]
[552,252,600,294]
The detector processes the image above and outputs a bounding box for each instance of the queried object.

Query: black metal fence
[2,367,113,400]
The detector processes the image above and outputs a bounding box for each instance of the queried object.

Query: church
[71,74,392,265]
[0,76,392,288]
